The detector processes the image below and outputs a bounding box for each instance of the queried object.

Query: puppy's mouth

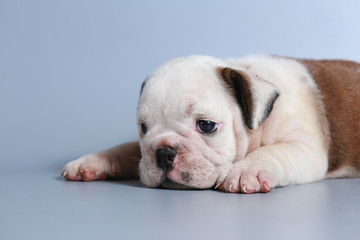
[159,176,195,190]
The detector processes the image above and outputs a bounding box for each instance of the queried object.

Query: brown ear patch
[217,67,280,130]
[218,67,255,129]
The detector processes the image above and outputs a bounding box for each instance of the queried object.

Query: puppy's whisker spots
[134,166,141,178]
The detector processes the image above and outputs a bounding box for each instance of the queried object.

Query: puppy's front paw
[218,161,277,194]
[61,154,114,181]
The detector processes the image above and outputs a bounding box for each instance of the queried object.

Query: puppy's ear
[218,67,280,130]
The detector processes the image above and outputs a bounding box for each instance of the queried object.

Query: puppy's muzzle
[156,147,177,172]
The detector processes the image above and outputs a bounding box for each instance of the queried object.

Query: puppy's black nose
[156,147,177,171]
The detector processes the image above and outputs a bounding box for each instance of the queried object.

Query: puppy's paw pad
[81,170,96,181]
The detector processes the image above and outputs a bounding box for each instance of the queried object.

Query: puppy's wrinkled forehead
[138,56,228,116]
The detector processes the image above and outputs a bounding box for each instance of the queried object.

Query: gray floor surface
[2,162,360,240]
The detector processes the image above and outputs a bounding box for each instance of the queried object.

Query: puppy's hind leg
[61,142,141,181]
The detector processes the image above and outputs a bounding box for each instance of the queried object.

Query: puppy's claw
[242,184,248,193]
[214,182,224,191]
[241,184,256,194]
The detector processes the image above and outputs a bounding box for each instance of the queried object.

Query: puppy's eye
[140,123,148,134]
[197,120,217,133]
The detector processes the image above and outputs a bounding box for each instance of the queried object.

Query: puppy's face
[137,56,279,189]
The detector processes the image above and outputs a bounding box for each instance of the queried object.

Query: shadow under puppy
[62,55,360,193]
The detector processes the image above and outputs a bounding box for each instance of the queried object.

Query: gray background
[1,0,360,239]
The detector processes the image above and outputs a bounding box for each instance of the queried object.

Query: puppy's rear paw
[61,154,114,181]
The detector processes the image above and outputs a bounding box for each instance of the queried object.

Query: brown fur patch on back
[300,59,360,173]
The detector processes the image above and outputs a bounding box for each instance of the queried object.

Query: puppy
[61,55,360,193]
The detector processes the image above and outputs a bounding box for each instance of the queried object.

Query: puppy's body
[62,55,360,193]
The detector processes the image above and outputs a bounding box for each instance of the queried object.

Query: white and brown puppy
[61,55,360,193]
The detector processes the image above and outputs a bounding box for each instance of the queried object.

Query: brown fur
[300,59,360,173]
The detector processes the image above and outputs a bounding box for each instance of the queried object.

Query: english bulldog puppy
[61,55,360,193]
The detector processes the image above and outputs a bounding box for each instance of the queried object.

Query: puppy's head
[137,56,279,189]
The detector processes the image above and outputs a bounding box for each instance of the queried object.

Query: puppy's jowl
[62,55,360,193]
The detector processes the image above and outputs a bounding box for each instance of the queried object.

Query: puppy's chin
[160,177,197,190]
